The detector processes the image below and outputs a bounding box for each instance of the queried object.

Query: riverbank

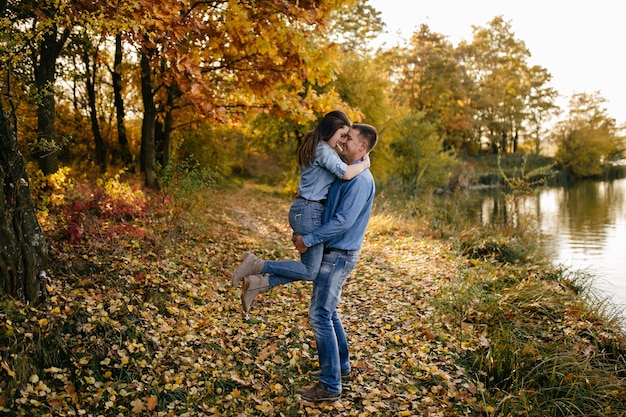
[460,154,626,189]
[1,178,625,415]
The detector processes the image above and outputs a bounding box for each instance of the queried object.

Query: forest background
[1,0,626,415]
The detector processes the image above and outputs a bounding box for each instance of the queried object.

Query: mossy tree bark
[0,102,48,304]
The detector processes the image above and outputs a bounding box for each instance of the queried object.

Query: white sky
[369,0,626,125]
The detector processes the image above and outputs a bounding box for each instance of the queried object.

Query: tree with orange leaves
[115,0,353,187]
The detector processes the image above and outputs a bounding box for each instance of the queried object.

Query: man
[239,123,377,401]
[292,123,378,402]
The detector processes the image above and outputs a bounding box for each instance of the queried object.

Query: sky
[369,0,626,126]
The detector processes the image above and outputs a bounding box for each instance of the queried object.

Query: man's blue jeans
[263,198,325,288]
[309,249,359,394]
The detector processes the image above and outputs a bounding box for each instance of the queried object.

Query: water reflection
[455,178,626,310]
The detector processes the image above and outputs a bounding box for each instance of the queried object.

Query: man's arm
[301,176,371,249]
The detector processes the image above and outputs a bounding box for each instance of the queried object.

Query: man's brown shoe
[232,252,264,287]
[298,381,341,402]
[241,274,269,313]
[310,369,352,382]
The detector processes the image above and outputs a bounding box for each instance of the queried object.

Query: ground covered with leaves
[2,178,625,416]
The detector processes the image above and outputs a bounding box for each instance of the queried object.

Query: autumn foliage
[2,178,459,415]
[1,175,625,416]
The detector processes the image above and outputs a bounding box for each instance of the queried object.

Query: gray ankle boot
[241,275,269,314]
[232,252,264,287]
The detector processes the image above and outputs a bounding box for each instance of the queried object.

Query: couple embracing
[231,111,378,402]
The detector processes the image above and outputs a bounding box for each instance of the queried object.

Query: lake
[458,177,626,313]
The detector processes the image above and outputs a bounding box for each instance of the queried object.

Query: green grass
[435,223,626,416]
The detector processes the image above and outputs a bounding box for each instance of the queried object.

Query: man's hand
[292,235,308,254]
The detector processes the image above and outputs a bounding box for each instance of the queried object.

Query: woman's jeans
[309,249,358,394]
[262,198,324,288]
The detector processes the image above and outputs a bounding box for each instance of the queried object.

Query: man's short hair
[352,123,378,152]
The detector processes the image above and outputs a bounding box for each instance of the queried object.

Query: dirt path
[211,182,294,249]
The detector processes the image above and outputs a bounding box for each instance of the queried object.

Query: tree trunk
[140,50,157,189]
[534,125,542,155]
[156,87,174,168]
[84,49,106,171]
[34,81,59,175]
[113,34,132,167]
[33,28,69,175]
[162,90,174,168]
[0,102,48,303]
